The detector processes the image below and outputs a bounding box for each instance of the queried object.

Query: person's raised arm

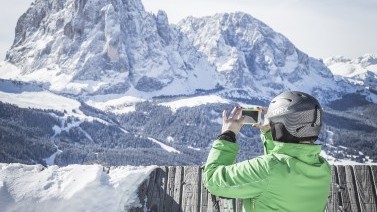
[203,106,273,199]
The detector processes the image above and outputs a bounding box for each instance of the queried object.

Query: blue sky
[1,0,376,60]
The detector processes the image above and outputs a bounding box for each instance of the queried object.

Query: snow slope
[0,79,92,121]
[0,163,155,212]
[85,95,145,115]
[147,137,181,154]
[159,95,231,112]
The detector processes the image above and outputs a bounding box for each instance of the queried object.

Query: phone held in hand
[242,108,261,125]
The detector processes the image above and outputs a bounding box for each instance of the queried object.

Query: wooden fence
[131,165,377,212]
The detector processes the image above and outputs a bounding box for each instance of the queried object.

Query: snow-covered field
[159,95,231,112]
[0,85,81,117]
[0,163,155,212]
[86,95,145,115]
[0,80,105,123]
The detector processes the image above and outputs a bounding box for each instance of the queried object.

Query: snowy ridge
[325,54,377,94]
[325,54,377,77]
[0,163,156,212]
[159,95,231,113]
[85,95,145,114]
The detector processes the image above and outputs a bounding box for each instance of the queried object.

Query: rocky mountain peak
[1,1,373,103]
[178,12,342,101]
[4,0,220,96]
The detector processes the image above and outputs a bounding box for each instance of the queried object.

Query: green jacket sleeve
[203,139,272,199]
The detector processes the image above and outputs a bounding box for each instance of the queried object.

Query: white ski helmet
[266,91,322,143]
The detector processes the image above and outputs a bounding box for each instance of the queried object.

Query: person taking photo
[203,91,331,212]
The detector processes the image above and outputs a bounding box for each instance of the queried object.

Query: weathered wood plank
[172,166,184,212]
[346,165,361,211]
[337,165,354,211]
[203,185,225,212]
[232,199,237,212]
[200,168,209,212]
[146,167,167,212]
[353,166,377,212]
[207,191,215,212]
[164,166,177,212]
[371,166,377,203]
[235,199,243,212]
[164,167,175,212]
[349,166,361,212]
[181,166,201,212]
[159,166,169,212]
[218,198,235,212]
[150,166,168,211]
[327,166,341,212]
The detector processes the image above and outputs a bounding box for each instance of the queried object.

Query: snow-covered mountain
[0,0,369,104]
[177,13,358,102]
[1,0,221,96]
[325,54,377,94]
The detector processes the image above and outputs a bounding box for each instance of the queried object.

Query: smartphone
[242,108,261,125]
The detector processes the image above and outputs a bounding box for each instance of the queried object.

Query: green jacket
[203,131,331,212]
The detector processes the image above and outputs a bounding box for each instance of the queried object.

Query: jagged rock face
[4,1,365,102]
[178,13,343,100]
[6,0,219,95]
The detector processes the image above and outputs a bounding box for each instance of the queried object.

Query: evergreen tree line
[1,92,376,166]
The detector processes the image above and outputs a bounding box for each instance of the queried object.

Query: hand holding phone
[221,106,245,134]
